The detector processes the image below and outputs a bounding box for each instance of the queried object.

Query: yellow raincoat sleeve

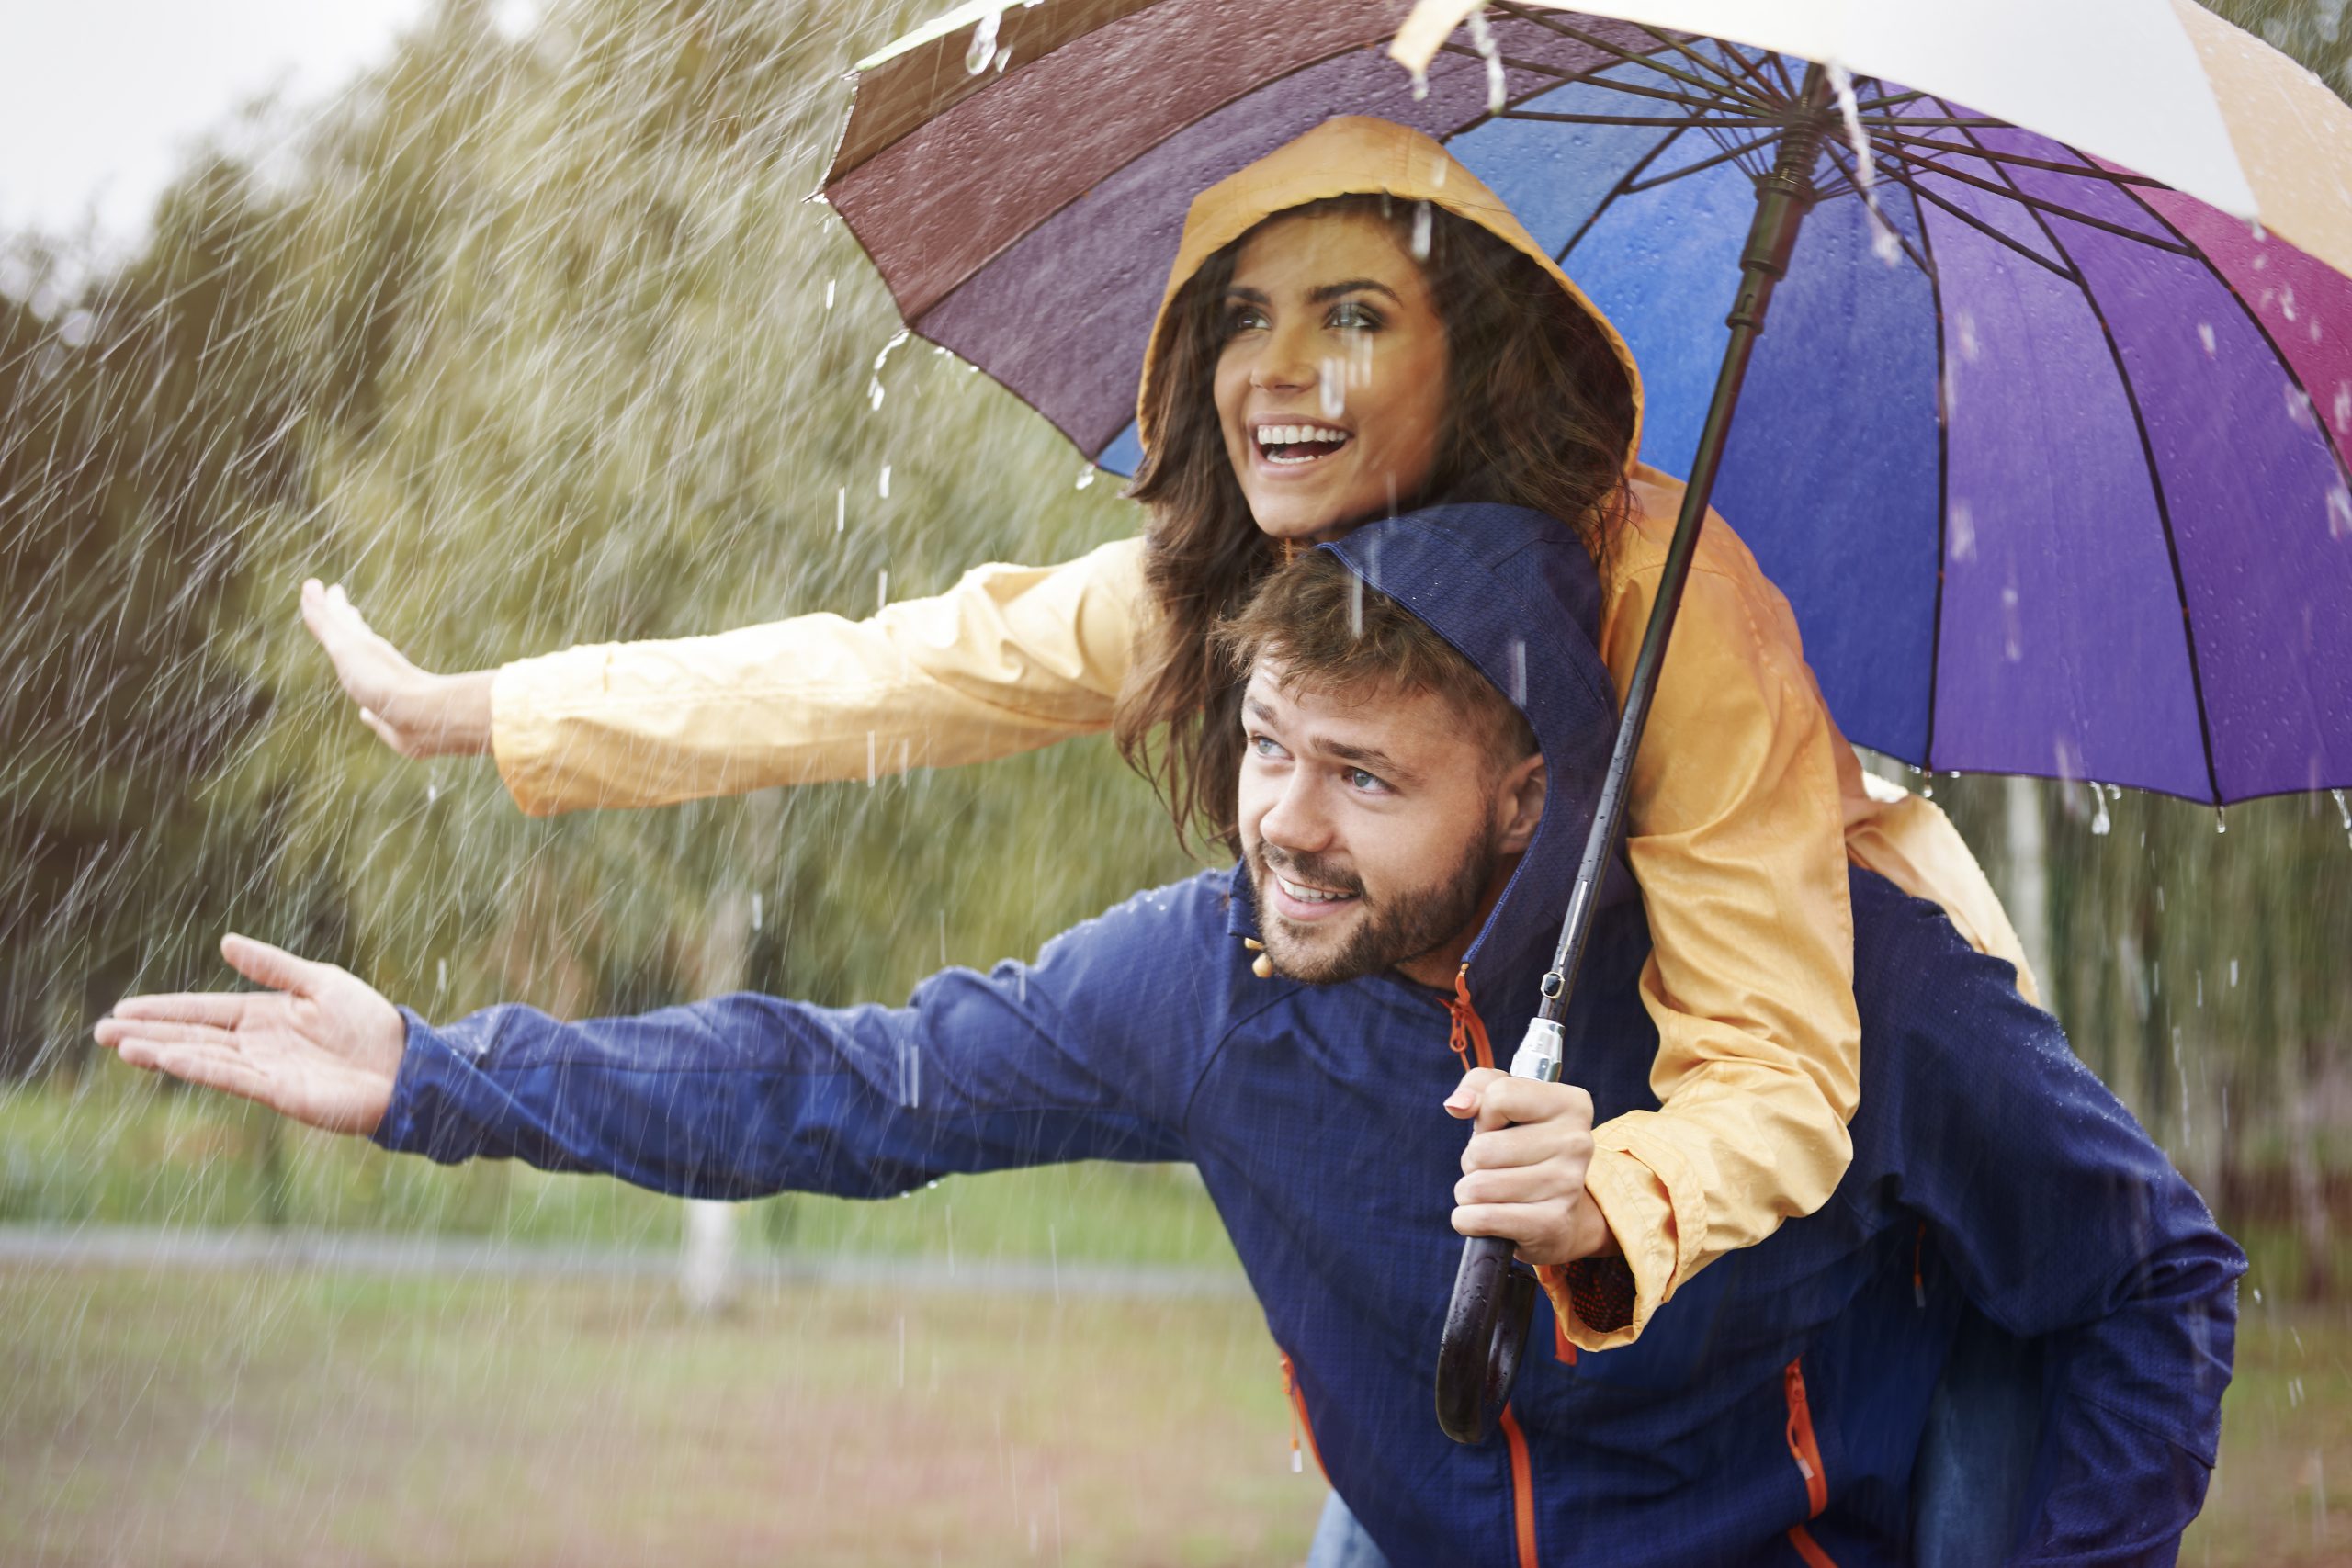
[1543,474,1860,1352]
[1538,468,2037,1353]
[489,536,1144,814]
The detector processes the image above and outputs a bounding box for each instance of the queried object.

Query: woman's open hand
[300,579,495,758]
[95,935,408,1137]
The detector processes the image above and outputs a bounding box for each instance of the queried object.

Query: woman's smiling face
[1213,207,1451,542]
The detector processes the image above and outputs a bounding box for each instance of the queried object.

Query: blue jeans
[1302,1315,2041,1568]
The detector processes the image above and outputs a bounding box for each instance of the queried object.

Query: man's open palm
[95,935,407,1137]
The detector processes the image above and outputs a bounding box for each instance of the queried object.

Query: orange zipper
[1446,964,1496,1072]
[1279,1352,1326,1481]
[1783,1357,1828,1517]
[1497,1404,1541,1568]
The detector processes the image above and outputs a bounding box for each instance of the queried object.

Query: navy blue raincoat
[375,505,2242,1566]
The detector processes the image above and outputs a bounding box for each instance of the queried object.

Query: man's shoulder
[1031,867,1242,979]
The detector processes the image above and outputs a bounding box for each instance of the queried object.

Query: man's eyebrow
[1222,280,1404,306]
[1320,737,1414,781]
[1246,691,1420,783]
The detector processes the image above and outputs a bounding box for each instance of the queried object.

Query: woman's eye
[1328,300,1383,331]
[1222,305,1268,337]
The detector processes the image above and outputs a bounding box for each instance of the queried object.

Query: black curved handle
[1435,1232,1538,1445]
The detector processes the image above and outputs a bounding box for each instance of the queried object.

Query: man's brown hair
[1211,547,1536,772]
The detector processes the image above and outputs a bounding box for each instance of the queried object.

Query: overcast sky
[0,0,475,257]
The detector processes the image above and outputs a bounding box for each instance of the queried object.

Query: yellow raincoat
[488,118,2033,1349]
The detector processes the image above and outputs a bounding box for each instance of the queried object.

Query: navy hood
[1317,502,1639,996]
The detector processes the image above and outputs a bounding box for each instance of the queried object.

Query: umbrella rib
[1485,6,1776,109]
[1910,178,1954,773]
[1436,42,1755,117]
[1815,141,1939,278]
[1551,107,1715,262]
[1846,154,2075,282]
[1500,107,1781,130]
[1706,39,1788,105]
[1871,147,2199,258]
[1940,113,2227,805]
[1625,22,1776,106]
[1867,126,2169,191]
[1620,130,1781,194]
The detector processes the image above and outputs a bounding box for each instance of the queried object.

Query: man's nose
[1258,770,1334,855]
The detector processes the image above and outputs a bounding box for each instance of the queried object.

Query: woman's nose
[1250,325,1317,394]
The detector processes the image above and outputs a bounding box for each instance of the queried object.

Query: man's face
[1237,658,1544,987]
[1213,209,1451,543]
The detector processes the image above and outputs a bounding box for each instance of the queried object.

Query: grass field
[4,1257,2346,1566]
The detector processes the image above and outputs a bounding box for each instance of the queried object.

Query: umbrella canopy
[820,0,2352,807]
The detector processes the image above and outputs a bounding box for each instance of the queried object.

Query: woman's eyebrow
[1307,279,1402,304]
[1223,280,1404,306]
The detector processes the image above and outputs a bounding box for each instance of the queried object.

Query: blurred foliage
[0,0,2347,1293]
[1,0,1190,1083]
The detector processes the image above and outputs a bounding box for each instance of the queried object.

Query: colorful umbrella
[825,0,2352,805]
[819,0,2352,1440]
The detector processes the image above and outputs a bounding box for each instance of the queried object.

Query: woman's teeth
[1256,424,1351,465]
[1277,874,1352,904]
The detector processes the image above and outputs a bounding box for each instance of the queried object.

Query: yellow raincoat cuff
[1544,1127,1702,1352]
[491,647,614,818]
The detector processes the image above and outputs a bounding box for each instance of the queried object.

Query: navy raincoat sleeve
[1866,891,2244,1566]
[369,878,1220,1197]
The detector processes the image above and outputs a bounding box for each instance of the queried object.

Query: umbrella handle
[1435,1233,1538,1445]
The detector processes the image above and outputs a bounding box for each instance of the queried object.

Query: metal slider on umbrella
[1435,61,1835,1448]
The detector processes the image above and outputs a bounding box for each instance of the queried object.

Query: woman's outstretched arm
[301,538,1145,816]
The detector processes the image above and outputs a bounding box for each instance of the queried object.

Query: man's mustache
[1254,843,1367,901]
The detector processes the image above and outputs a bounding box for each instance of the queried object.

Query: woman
[302,117,2033,1353]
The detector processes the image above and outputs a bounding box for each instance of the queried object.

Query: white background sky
[0,0,503,258]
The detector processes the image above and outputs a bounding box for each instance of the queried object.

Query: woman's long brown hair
[1115,196,1638,852]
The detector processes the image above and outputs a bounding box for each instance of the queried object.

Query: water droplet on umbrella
[2286,383,2318,430]
[966,6,1002,74]
[2090,786,2110,836]
[1947,501,1976,562]
[1410,65,1430,101]
[1318,361,1346,419]
[835,487,845,532]
[2198,322,2217,357]
[2328,485,2352,539]
[824,279,835,310]
[1410,201,1431,261]
[1467,7,1506,112]
[1075,465,1096,490]
[878,463,891,498]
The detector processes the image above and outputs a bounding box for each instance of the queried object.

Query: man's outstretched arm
[99,896,1204,1199]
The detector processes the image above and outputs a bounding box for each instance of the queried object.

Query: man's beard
[1249,829,1501,986]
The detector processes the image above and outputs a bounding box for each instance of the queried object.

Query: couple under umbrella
[104,9,2310,1555]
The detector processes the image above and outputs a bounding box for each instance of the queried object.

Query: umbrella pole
[1537,62,1834,1031]
[1437,62,1835,1446]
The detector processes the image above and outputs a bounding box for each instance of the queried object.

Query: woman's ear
[1495,751,1546,854]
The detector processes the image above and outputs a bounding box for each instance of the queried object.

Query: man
[99,505,2241,1566]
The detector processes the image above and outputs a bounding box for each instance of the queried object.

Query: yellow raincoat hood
[1136,115,1645,467]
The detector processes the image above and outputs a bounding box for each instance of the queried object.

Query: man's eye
[1346,767,1389,793]
[1250,734,1286,758]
